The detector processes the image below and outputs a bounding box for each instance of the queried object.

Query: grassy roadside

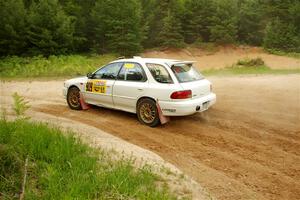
[202,57,300,76]
[202,66,300,76]
[266,49,300,59]
[0,54,116,79]
[0,54,299,79]
[0,119,176,199]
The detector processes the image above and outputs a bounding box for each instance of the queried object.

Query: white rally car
[63,57,216,127]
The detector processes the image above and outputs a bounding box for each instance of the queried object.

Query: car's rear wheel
[67,86,82,110]
[137,98,160,127]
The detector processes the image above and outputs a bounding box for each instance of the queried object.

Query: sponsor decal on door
[86,80,106,93]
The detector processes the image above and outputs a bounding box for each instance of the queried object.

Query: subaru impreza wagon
[63,57,216,127]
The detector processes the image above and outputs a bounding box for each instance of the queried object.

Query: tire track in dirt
[168,116,300,180]
[34,100,300,200]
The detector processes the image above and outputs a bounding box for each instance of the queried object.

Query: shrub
[236,57,265,67]
[12,92,30,119]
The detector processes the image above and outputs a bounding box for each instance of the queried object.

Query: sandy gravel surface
[1,74,300,200]
[0,81,212,200]
[142,47,300,70]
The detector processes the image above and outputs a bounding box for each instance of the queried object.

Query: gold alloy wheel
[68,88,80,108]
[139,103,156,124]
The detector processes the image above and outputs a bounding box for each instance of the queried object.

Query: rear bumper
[158,93,216,116]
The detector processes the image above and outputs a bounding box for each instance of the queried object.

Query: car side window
[146,63,173,83]
[92,62,123,80]
[117,63,146,82]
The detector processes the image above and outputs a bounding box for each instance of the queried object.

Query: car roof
[110,57,195,67]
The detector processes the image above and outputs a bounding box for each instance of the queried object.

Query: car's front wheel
[67,86,82,110]
[137,98,160,127]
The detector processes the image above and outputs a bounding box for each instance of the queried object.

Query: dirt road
[1,75,300,200]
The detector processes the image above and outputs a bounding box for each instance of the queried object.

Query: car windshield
[171,63,204,83]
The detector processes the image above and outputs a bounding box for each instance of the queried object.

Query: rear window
[171,63,204,83]
[146,63,173,83]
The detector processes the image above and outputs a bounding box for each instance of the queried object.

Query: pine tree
[60,0,95,52]
[91,0,142,56]
[158,11,184,48]
[0,0,27,56]
[289,1,300,33]
[209,0,238,44]
[238,0,264,45]
[183,0,215,44]
[140,0,156,48]
[26,0,76,56]
[264,18,300,52]
[262,0,300,52]
[146,0,184,48]
[144,0,170,47]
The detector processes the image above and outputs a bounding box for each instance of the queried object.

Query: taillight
[170,90,192,99]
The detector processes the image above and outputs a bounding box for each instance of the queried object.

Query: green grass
[202,57,300,76]
[0,54,117,79]
[1,54,299,79]
[266,49,300,59]
[202,65,300,76]
[0,119,175,200]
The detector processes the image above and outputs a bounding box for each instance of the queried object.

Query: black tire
[67,86,82,110]
[137,98,160,127]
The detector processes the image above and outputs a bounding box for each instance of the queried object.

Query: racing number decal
[93,80,106,93]
[86,80,106,93]
[86,81,93,92]
[124,63,135,69]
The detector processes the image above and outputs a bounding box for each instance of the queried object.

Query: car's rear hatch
[179,79,211,99]
[171,62,211,99]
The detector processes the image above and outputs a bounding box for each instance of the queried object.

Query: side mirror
[87,72,93,79]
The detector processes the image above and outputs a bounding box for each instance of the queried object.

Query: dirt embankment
[1,74,299,200]
[142,46,300,70]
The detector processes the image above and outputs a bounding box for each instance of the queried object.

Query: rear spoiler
[167,60,196,67]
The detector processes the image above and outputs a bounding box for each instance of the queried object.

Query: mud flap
[156,100,170,124]
[79,92,90,110]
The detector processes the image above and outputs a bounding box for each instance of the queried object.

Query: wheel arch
[67,85,81,93]
[136,96,156,109]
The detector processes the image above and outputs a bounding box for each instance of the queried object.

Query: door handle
[137,88,143,91]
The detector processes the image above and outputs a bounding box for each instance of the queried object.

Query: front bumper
[159,92,216,116]
[62,87,67,98]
